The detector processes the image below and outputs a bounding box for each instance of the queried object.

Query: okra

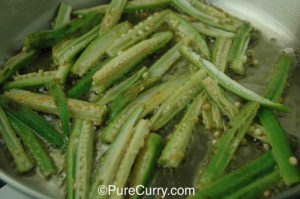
[196,102,260,187]
[190,152,276,199]
[67,61,108,99]
[55,62,73,84]
[191,22,236,38]
[66,119,83,199]
[180,45,291,112]
[166,12,210,58]
[92,31,173,93]
[202,77,238,120]
[8,113,56,177]
[0,50,38,85]
[110,77,159,121]
[4,89,107,124]
[54,2,72,29]
[106,10,170,57]
[0,96,65,148]
[228,23,253,75]
[101,75,187,143]
[73,0,171,16]
[209,100,224,129]
[189,0,228,19]
[53,25,100,65]
[201,94,215,130]
[129,133,163,199]
[99,0,127,33]
[48,80,70,137]
[158,94,203,168]
[150,69,207,131]
[4,70,56,89]
[96,67,147,105]
[90,105,144,199]
[212,36,233,72]
[172,0,238,32]
[74,121,95,199]
[72,22,132,76]
[111,120,151,199]
[224,170,281,199]
[24,12,102,49]
[149,42,182,77]
[259,54,300,185]
[0,107,33,173]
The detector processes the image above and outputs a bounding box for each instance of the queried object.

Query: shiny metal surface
[0,1,299,198]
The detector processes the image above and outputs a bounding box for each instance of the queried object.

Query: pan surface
[0,0,299,198]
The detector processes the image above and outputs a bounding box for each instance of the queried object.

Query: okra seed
[213,131,220,138]
[249,125,255,132]
[234,101,241,108]
[254,128,262,136]
[263,190,270,197]
[212,139,217,145]
[289,156,298,166]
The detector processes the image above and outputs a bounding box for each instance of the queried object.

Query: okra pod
[4,70,56,89]
[212,36,233,72]
[96,67,147,105]
[101,75,187,143]
[180,45,290,112]
[72,22,132,76]
[74,121,95,199]
[228,23,253,75]
[129,133,163,199]
[150,69,207,131]
[158,94,203,168]
[53,25,100,65]
[0,107,33,173]
[111,120,151,199]
[8,113,56,177]
[48,80,70,137]
[166,12,210,58]
[67,61,108,99]
[54,2,72,29]
[106,10,170,57]
[99,0,127,33]
[0,50,38,85]
[92,31,173,93]
[191,22,236,38]
[0,96,65,148]
[55,62,73,84]
[4,89,107,124]
[259,54,300,185]
[224,170,281,199]
[201,94,215,130]
[90,105,144,199]
[24,12,102,49]
[73,0,171,16]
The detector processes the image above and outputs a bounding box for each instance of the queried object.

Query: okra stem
[8,113,56,177]
[92,31,173,93]
[180,45,291,112]
[48,80,70,137]
[99,0,127,33]
[4,89,107,124]
[158,94,203,168]
[0,97,65,148]
[0,107,33,173]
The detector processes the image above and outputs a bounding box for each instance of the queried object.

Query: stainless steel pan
[0,0,299,198]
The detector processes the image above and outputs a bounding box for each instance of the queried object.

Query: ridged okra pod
[4,89,107,124]
[54,2,72,29]
[158,94,203,168]
[0,107,33,173]
[106,10,170,57]
[92,31,173,93]
[212,36,233,72]
[191,22,236,38]
[72,22,132,76]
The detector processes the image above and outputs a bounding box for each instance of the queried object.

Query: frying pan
[0,0,300,198]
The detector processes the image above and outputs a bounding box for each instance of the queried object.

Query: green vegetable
[54,2,72,29]
[191,22,236,38]
[129,133,163,199]
[0,96,65,149]
[158,94,203,168]
[92,31,173,93]
[212,36,233,72]
[4,89,107,124]
[0,107,33,173]
[24,12,102,49]
[180,45,291,112]
[55,62,73,84]
[0,50,38,85]
[48,80,70,137]
[99,0,128,33]
[8,113,56,177]
[72,22,131,76]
